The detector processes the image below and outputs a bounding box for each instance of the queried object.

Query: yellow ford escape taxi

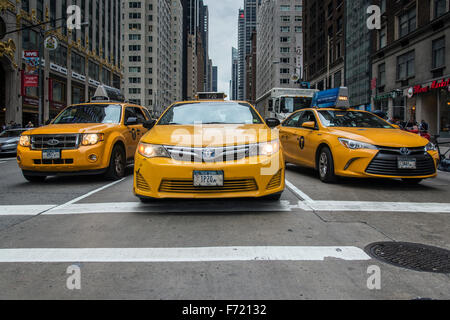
[279,107,439,184]
[133,93,285,201]
[17,86,151,182]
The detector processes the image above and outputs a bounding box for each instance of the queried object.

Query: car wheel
[318,147,337,183]
[105,145,126,180]
[402,178,423,185]
[22,172,46,183]
[263,192,283,201]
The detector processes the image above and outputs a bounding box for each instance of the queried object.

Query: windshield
[52,104,122,124]
[0,130,25,138]
[281,97,312,113]
[158,102,264,125]
[318,110,394,129]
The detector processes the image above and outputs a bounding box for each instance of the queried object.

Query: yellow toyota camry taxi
[279,107,439,184]
[17,86,151,182]
[133,93,285,201]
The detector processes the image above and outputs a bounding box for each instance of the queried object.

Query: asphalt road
[0,155,449,300]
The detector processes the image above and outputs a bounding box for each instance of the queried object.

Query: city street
[0,155,449,300]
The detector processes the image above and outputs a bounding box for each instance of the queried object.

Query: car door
[123,107,141,159]
[279,111,304,164]
[293,110,321,168]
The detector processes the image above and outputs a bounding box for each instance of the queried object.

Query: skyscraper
[256,0,305,99]
[212,66,218,92]
[237,9,245,100]
[123,0,183,115]
[231,47,239,100]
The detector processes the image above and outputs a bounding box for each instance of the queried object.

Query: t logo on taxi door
[299,136,305,150]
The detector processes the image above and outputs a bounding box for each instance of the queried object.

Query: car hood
[142,124,278,147]
[329,128,429,148]
[24,123,119,135]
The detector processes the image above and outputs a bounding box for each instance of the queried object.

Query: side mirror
[143,119,156,130]
[126,117,138,126]
[302,121,316,130]
[266,118,281,128]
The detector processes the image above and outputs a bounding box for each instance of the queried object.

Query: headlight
[425,142,437,151]
[258,140,280,156]
[81,133,104,146]
[138,143,170,158]
[339,138,378,150]
[19,135,31,147]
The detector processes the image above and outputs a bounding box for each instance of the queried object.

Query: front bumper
[133,152,285,199]
[333,145,439,179]
[17,143,109,174]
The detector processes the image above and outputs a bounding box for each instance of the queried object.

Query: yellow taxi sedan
[133,96,285,201]
[279,108,439,184]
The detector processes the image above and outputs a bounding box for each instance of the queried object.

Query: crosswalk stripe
[0,246,371,263]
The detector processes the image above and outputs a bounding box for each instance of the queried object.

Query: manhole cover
[365,242,450,274]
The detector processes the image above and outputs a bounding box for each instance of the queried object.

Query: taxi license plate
[193,171,224,187]
[398,157,416,169]
[42,149,61,160]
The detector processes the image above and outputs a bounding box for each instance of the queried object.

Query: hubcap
[319,152,328,178]
[115,152,123,175]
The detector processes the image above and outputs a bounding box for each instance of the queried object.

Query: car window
[317,110,394,128]
[133,107,147,124]
[52,104,122,124]
[125,107,137,123]
[141,108,151,120]
[282,112,303,128]
[298,111,318,128]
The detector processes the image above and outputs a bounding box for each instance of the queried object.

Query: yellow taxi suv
[133,93,285,201]
[17,86,151,182]
[279,89,439,184]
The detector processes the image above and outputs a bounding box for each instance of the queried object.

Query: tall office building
[212,66,218,92]
[0,0,122,126]
[303,0,345,91]
[237,8,245,100]
[256,0,305,99]
[123,0,183,116]
[231,47,239,100]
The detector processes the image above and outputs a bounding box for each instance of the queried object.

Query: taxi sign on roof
[196,92,227,100]
[91,85,125,103]
[311,87,350,109]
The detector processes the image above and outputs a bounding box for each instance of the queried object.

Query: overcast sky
[205,0,242,97]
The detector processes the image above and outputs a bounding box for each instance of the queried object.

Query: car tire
[402,178,423,185]
[317,147,337,183]
[263,192,283,201]
[105,145,126,180]
[22,173,46,183]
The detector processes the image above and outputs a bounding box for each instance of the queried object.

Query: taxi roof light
[196,92,227,101]
[91,85,126,103]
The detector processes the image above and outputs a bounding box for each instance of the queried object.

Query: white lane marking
[0,158,17,161]
[44,200,294,215]
[2,200,450,216]
[286,180,314,202]
[46,178,126,213]
[0,205,56,216]
[0,246,371,263]
[309,201,450,213]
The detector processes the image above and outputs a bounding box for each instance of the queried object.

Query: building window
[398,7,416,38]
[397,51,415,80]
[280,5,290,12]
[379,26,387,49]
[434,0,447,18]
[432,37,445,69]
[334,71,342,88]
[378,63,386,87]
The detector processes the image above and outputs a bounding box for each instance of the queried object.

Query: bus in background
[255,87,319,121]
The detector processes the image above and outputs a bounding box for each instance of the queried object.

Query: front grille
[165,145,257,163]
[366,151,436,177]
[376,146,426,155]
[136,172,151,192]
[159,178,258,193]
[267,170,283,190]
[33,159,74,165]
[31,135,80,150]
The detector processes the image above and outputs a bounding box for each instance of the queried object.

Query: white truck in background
[255,88,319,121]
